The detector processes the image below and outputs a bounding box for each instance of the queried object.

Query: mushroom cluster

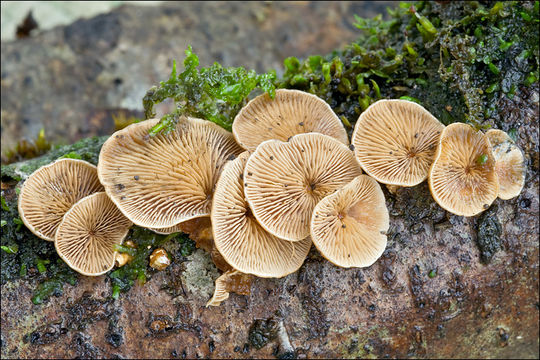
[17,90,526,306]
[18,158,132,276]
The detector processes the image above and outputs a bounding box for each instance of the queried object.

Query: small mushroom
[18,158,104,241]
[98,117,243,228]
[486,129,526,200]
[351,99,445,186]
[212,152,311,277]
[55,192,133,276]
[149,248,171,270]
[244,133,362,241]
[206,269,253,307]
[311,175,389,268]
[232,89,349,151]
[429,123,499,216]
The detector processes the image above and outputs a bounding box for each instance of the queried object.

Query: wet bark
[1,2,539,359]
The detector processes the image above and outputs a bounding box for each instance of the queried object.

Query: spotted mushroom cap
[244,133,362,241]
[232,89,349,152]
[18,158,104,241]
[351,99,445,186]
[55,192,133,276]
[212,152,312,278]
[486,129,526,200]
[311,175,389,268]
[429,123,499,217]
[97,117,243,228]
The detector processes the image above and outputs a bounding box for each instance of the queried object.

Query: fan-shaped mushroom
[212,152,312,277]
[486,129,526,200]
[55,192,132,276]
[18,158,104,241]
[97,117,243,228]
[244,133,362,241]
[351,99,445,186]
[232,89,349,151]
[311,175,389,268]
[429,123,499,216]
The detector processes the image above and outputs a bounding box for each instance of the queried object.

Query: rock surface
[1,2,539,359]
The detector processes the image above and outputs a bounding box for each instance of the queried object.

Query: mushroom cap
[429,123,499,217]
[97,117,243,228]
[244,133,362,241]
[232,89,349,151]
[55,192,133,276]
[212,152,312,278]
[486,129,526,200]
[351,99,445,186]
[311,175,389,268]
[206,269,253,307]
[18,158,104,241]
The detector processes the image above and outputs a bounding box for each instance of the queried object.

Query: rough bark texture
[1,2,539,359]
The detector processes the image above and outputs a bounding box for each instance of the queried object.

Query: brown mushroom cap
[232,89,349,151]
[486,129,526,200]
[429,123,499,216]
[351,99,445,186]
[311,175,389,268]
[244,133,362,241]
[206,269,253,307]
[18,158,104,241]
[55,192,133,276]
[97,117,243,228]
[212,152,312,278]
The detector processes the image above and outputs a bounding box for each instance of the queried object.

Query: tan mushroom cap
[55,192,133,276]
[232,89,349,151]
[98,117,243,228]
[429,123,499,217]
[206,269,253,307]
[18,158,104,241]
[212,152,312,278]
[311,175,389,268]
[486,129,526,200]
[244,133,362,241]
[351,99,445,186]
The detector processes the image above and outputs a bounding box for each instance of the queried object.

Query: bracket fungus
[18,158,104,241]
[244,133,362,241]
[97,117,243,228]
[486,129,526,200]
[55,192,133,276]
[212,152,312,278]
[429,123,499,217]
[311,175,389,268]
[232,89,349,151]
[351,99,445,186]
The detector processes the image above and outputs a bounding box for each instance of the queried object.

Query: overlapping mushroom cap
[232,89,349,151]
[244,133,362,241]
[311,175,389,268]
[55,192,133,276]
[98,117,243,228]
[212,152,312,278]
[351,99,445,186]
[429,123,499,216]
[486,129,526,200]
[18,158,104,241]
